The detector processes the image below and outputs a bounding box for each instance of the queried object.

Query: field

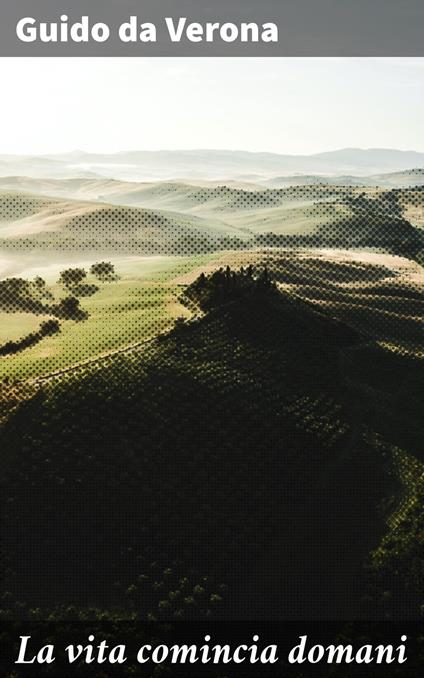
[0,254,216,381]
[2,243,421,384]
[0,311,50,342]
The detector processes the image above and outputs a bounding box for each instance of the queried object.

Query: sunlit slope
[0,190,246,252]
[0,191,56,223]
[0,176,265,201]
[0,254,218,382]
[202,248,424,357]
[397,188,424,228]
[1,183,423,258]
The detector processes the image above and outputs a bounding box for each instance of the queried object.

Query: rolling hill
[1,183,423,262]
[0,190,246,256]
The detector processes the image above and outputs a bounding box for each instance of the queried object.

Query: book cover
[0,1,423,674]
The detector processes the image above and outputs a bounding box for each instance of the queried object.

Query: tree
[0,277,42,312]
[39,319,60,336]
[33,276,53,301]
[58,268,86,288]
[53,296,88,321]
[172,317,187,334]
[90,261,116,282]
[33,276,46,290]
[182,265,277,312]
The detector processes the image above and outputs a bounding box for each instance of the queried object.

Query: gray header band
[1,0,423,56]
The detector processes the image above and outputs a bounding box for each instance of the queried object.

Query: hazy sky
[0,58,423,155]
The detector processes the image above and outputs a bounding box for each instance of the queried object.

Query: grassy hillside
[0,190,246,255]
[1,266,422,620]
[0,254,217,382]
[0,311,50,342]
[0,191,55,222]
[1,247,421,383]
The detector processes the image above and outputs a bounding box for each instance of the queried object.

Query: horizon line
[1,145,424,159]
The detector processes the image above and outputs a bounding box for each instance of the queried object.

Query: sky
[0,57,423,155]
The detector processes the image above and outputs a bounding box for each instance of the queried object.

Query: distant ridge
[0,148,423,182]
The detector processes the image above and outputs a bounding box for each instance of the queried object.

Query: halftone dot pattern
[0,194,53,221]
[0,178,423,622]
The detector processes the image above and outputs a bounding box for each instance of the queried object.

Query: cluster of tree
[0,319,60,356]
[58,268,98,297]
[346,190,405,220]
[0,265,109,357]
[58,268,86,288]
[57,262,118,296]
[182,265,277,312]
[0,276,52,314]
[0,280,89,324]
[90,261,118,282]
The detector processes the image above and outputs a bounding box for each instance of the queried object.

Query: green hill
[0,191,246,255]
[1,268,422,619]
